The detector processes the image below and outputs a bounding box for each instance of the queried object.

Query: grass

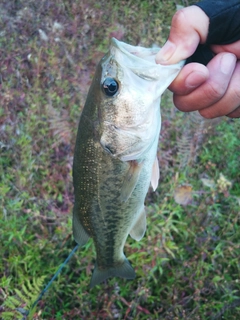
[0,0,240,319]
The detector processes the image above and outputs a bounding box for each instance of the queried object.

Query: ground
[0,1,240,319]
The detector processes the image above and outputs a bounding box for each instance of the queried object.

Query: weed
[1,0,239,319]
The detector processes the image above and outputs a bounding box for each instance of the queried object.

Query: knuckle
[232,85,240,101]
[231,63,240,100]
[199,109,215,119]
[227,106,240,118]
[172,9,186,27]
[204,82,226,101]
[173,95,191,112]
[171,9,190,36]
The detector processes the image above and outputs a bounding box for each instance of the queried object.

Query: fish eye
[102,78,119,97]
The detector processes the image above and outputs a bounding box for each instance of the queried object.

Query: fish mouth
[111,38,159,63]
[110,38,160,81]
[109,37,185,82]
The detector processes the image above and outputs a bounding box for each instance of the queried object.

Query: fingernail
[155,41,176,64]
[220,53,236,75]
[185,71,208,88]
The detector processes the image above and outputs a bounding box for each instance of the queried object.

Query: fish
[72,38,184,288]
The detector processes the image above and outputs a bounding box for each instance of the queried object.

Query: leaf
[213,275,222,283]
[201,178,215,188]
[174,184,193,205]
[217,173,232,192]
[2,276,46,319]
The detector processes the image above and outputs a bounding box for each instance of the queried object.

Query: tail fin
[90,259,136,288]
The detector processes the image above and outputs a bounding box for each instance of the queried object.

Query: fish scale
[72,38,184,287]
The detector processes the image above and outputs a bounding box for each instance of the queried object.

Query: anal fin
[129,207,146,241]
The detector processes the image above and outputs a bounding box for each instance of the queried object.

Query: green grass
[1,0,240,319]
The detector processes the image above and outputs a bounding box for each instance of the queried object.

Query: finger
[168,63,209,95]
[199,61,240,118]
[227,106,240,118]
[211,40,240,59]
[173,53,237,112]
[155,6,209,65]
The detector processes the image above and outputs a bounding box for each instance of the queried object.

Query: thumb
[156,6,209,65]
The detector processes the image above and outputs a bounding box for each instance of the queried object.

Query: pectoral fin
[151,156,159,191]
[129,207,146,241]
[72,206,90,246]
[120,160,142,202]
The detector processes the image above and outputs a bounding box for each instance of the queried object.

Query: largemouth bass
[73,38,184,288]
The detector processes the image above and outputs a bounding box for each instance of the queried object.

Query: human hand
[156,5,240,118]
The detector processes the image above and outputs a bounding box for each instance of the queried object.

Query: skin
[155,6,240,119]
[73,41,164,287]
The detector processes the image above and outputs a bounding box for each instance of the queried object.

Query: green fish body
[73,38,183,287]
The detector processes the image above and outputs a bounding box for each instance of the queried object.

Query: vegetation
[0,0,239,319]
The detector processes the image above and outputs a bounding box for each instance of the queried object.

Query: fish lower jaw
[99,139,117,157]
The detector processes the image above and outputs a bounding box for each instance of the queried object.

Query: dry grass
[0,1,240,319]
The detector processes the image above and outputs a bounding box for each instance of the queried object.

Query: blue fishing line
[16,244,80,318]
